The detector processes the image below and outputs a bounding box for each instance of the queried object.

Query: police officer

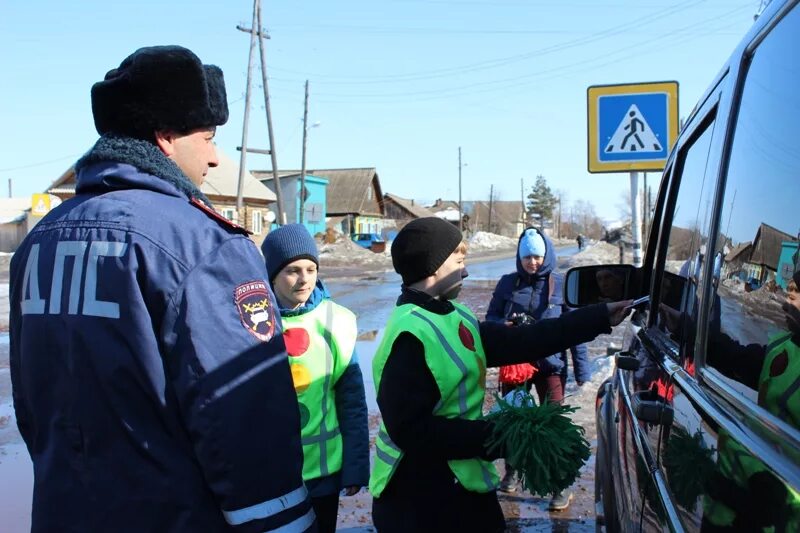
[369,217,631,532]
[9,46,313,532]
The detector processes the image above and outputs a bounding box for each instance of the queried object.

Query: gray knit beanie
[261,224,319,281]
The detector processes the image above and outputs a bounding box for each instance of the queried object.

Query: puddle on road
[355,330,384,413]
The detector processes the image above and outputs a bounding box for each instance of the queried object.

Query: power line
[267,0,715,84]
[0,154,82,173]
[294,5,749,103]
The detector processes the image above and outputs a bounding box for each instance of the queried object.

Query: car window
[704,4,800,428]
[655,114,718,361]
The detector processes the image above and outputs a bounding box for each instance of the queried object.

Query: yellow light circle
[290,364,311,393]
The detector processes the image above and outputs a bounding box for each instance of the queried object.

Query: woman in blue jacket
[486,227,590,510]
[262,225,370,532]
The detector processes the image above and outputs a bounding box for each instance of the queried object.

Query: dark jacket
[9,136,312,532]
[486,228,591,384]
[372,287,611,532]
[276,280,370,497]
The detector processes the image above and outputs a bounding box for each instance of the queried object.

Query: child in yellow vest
[262,224,369,533]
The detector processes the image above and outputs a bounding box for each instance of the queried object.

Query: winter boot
[548,490,573,511]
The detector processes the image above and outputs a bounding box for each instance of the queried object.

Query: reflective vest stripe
[301,427,341,446]
[455,305,480,332]
[223,485,308,525]
[376,445,398,468]
[379,429,401,454]
[410,310,469,415]
[317,302,335,477]
[375,429,402,479]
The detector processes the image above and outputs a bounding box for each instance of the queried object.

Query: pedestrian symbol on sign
[604,104,662,154]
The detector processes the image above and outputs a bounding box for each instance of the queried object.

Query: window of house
[252,211,262,235]
[703,6,800,423]
[221,207,236,223]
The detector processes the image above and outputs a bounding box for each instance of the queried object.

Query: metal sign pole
[630,171,642,267]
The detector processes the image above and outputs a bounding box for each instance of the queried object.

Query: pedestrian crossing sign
[587,81,679,173]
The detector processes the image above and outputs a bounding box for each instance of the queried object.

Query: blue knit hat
[260,224,319,281]
[518,228,546,259]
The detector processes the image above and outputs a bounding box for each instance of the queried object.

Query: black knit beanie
[91,45,229,138]
[392,217,463,285]
[261,224,319,282]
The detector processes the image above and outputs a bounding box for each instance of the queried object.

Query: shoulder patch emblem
[234,280,276,342]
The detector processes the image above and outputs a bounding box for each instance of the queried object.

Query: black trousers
[311,493,340,533]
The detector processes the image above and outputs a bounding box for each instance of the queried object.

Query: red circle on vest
[284,327,311,357]
[458,322,475,351]
[770,351,789,377]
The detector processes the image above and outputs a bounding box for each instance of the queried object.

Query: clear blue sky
[0,0,759,221]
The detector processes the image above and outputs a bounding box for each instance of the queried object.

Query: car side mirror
[564,264,638,307]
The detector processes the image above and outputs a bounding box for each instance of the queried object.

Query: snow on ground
[318,237,392,271]
[468,231,517,252]
[564,241,622,267]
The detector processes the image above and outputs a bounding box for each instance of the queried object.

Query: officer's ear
[154,130,179,158]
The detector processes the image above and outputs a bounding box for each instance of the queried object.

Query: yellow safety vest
[369,301,499,497]
[282,299,357,480]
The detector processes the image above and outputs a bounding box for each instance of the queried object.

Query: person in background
[262,224,369,533]
[486,227,591,509]
[370,217,631,532]
[9,46,312,531]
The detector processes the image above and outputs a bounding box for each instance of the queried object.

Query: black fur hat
[91,45,229,138]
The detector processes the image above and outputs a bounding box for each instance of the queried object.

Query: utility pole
[488,184,494,234]
[299,80,310,224]
[7,178,11,198]
[236,0,286,225]
[520,178,526,232]
[458,147,463,233]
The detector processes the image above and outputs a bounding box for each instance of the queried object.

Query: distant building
[428,199,463,229]
[776,241,799,290]
[256,168,384,236]
[746,223,797,285]
[0,196,63,252]
[461,200,525,238]
[382,193,434,223]
[258,173,329,236]
[47,149,276,246]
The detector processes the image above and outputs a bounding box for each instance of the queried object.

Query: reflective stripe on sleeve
[265,507,316,533]
[223,485,308,526]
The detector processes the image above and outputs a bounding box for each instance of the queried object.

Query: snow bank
[318,237,392,270]
[565,241,621,267]
[468,231,517,252]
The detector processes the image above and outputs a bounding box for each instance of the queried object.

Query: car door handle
[615,352,641,371]
[632,391,674,426]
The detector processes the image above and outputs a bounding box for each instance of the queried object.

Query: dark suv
[566,1,800,530]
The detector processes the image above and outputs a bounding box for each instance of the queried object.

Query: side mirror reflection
[565,264,638,307]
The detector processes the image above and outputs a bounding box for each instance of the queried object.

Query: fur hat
[261,224,319,282]
[391,217,463,285]
[91,45,229,138]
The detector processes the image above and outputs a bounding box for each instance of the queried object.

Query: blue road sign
[587,82,678,173]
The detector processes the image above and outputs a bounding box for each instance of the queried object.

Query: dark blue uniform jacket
[9,137,313,532]
[486,229,590,384]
